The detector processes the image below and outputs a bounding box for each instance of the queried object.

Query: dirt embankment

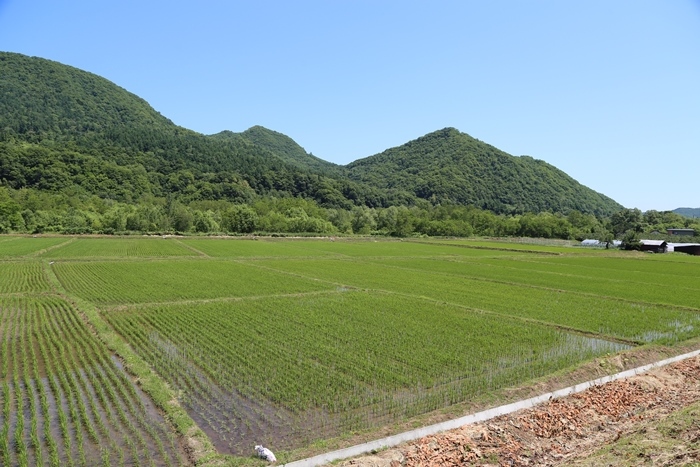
[337,355,700,467]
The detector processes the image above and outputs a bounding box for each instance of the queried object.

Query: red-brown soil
[336,355,700,466]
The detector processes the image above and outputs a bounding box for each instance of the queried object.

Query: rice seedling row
[60,296,182,466]
[54,300,178,466]
[257,258,700,344]
[481,256,700,289]
[108,314,274,455]
[0,295,185,466]
[53,260,333,305]
[519,254,700,277]
[41,237,197,259]
[105,292,628,454]
[372,256,700,309]
[28,305,61,467]
[0,237,69,258]
[42,305,129,465]
[0,262,52,294]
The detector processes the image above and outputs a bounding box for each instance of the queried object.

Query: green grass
[580,401,700,465]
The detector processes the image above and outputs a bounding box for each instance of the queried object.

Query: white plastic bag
[255,445,277,462]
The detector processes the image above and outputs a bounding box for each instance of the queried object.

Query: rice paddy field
[1,235,699,465]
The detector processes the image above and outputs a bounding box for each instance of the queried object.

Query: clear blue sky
[1,1,699,211]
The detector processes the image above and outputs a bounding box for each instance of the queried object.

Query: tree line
[2,186,697,244]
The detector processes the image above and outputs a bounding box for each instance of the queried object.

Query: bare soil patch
[335,351,700,467]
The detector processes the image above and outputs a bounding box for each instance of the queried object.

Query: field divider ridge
[172,238,210,257]
[234,258,363,289]
[31,237,76,257]
[100,288,355,312]
[405,238,563,255]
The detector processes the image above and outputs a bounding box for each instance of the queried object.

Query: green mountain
[347,128,622,216]
[0,51,621,216]
[674,207,700,218]
[0,52,392,208]
[234,126,342,175]
[0,51,174,138]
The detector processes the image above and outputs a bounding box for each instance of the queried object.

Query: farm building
[667,228,695,236]
[668,243,700,256]
[581,239,625,248]
[639,240,667,253]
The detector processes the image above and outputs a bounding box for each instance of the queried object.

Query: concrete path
[282,348,700,466]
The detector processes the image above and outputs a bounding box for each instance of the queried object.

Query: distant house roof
[640,239,668,253]
[640,240,667,246]
[667,228,695,236]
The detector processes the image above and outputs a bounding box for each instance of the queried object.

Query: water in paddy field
[546,333,632,360]
[177,332,634,457]
[637,316,700,344]
[1,367,189,467]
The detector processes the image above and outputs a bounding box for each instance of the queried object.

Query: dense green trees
[1,52,624,219]
[2,183,698,242]
[346,128,622,216]
[0,187,23,232]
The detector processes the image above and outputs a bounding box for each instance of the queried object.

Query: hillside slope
[0,51,174,139]
[1,52,621,215]
[0,52,393,207]
[674,207,700,218]
[235,126,343,175]
[347,128,622,216]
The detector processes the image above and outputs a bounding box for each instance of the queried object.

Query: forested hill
[0,52,175,138]
[347,128,622,216]
[674,208,700,218]
[233,126,343,176]
[0,51,620,216]
[0,52,395,208]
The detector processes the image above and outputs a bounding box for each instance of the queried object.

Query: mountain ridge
[0,51,621,216]
[346,127,621,215]
[673,207,700,218]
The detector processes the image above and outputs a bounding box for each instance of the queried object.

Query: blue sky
[1,1,698,211]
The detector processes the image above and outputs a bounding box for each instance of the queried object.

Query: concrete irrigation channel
[282,348,700,467]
